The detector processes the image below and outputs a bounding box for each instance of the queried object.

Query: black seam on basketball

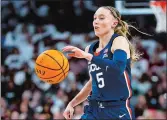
[36,63,62,70]
[39,71,62,79]
[57,63,69,82]
[56,62,69,81]
[43,53,64,73]
[57,70,69,83]
[56,51,65,78]
[47,69,69,84]
[38,61,69,79]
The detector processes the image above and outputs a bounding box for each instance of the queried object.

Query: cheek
[93,21,95,26]
[101,22,111,31]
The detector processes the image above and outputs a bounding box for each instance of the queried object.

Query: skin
[63,7,130,119]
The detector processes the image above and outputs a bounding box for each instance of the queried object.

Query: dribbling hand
[63,103,74,119]
[62,45,93,61]
[62,46,87,58]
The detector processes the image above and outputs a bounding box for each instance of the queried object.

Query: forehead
[94,7,111,16]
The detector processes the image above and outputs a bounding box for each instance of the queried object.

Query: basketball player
[62,6,139,119]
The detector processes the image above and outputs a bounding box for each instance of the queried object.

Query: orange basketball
[35,50,69,84]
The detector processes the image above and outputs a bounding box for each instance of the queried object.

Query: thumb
[63,111,70,119]
[68,53,75,57]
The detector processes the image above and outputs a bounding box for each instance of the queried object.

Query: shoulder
[111,36,130,58]
[112,36,129,51]
[113,36,129,45]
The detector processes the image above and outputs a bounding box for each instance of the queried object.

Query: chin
[94,32,101,37]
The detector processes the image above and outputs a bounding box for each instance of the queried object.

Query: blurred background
[1,0,166,119]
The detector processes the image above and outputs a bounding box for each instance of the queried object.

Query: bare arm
[111,36,130,58]
[69,77,92,107]
[68,45,92,107]
[63,45,92,119]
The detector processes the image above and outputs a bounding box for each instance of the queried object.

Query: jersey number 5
[96,72,105,88]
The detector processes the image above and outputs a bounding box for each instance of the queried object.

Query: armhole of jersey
[88,41,98,54]
[88,45,91,53]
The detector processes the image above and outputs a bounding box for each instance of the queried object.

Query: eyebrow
[94,14,105,17]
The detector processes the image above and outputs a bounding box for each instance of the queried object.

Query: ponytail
[115,19,142,62]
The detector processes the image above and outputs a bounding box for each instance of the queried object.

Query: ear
[112,21,118,28]
[111,18,118,28]
[114,22,118,25]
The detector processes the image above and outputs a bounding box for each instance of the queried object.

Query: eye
[99,17,104,20]
[94,17,97,20]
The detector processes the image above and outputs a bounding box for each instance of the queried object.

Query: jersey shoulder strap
[88,41,98,54]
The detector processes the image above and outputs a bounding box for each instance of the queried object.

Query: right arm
[68,45,92,107]
[63,45,92,119]
[69,77,92,107]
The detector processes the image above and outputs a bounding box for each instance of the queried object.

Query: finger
[68,53,75,57]
[63,111,69,116]
[62,46,75,52]
[68,114,71,120]
[71,48,77,52]
[67,48,77,56]
[64,112,70,119]
[63,112,66,118]
[62,48,74,52]
[62,46,71,51]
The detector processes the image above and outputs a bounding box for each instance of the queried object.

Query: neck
[98,30,114,48]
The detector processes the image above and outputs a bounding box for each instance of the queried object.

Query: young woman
[62,6,139,119]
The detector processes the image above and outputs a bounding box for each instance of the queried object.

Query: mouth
[94,26,99,30]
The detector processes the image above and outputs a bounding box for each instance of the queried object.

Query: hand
[62,46,93,61]
[63,103,74,119]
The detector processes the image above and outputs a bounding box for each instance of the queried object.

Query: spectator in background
[5,47,24,70]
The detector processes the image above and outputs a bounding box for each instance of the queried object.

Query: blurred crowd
[1,0,166,119]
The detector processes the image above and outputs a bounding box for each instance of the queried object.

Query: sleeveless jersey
[87,33,132,101]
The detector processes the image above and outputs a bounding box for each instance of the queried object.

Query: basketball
[35,50,69,84]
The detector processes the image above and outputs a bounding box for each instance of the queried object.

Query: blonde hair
[102,6,150,63]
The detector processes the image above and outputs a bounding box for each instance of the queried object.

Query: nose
[94,19,98,24]
[93,19,98,26]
